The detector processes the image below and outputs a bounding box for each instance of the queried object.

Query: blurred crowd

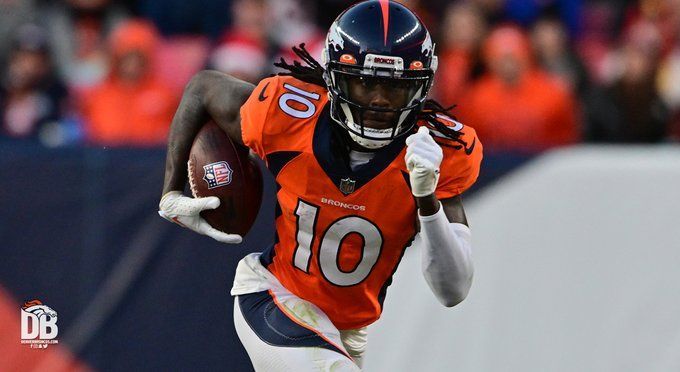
[1,0,679,152]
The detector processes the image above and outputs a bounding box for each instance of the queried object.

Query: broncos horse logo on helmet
[321,0,438,149]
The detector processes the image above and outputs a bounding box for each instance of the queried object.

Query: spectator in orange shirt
[432,2,487,106]
[459,25,580,152]
[83,19,177,147]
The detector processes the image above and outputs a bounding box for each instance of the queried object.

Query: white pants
[231,253,366,371]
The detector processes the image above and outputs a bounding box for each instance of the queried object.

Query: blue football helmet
[322,0,438,149]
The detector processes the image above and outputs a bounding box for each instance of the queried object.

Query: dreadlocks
[418,100,471,150]
[273,43,326,87]
[275,44,470,150]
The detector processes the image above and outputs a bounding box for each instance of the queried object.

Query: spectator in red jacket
[459,25,580,152]
[82,19,177,147]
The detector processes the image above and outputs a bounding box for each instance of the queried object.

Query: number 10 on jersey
[292,199,383,287]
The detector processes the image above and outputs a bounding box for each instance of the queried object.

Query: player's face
[346,76,411,130]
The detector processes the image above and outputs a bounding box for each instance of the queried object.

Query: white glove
[405,126,443,197]
[158,191,242,244]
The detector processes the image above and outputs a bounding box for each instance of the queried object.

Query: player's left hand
[405,126,443,197]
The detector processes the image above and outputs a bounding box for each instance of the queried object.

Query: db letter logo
[21,299,59,349]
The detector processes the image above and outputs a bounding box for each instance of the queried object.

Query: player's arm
[159,70,254,244]
[406,127,474,307]
[163,70,254,194]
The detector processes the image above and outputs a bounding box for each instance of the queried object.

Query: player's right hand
[405,126,443,197]
[158,191,243,244]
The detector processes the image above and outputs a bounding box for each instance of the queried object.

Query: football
[187,120,263,236]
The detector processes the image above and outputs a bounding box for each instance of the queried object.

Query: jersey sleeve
[240,75,282,159]
[432,121,483,199]
[240,75,327,159]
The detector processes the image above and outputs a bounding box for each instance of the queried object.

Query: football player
[158,1,482,370]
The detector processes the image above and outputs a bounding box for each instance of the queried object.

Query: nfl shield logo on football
[339,177,356,195]
[203,161,233,189]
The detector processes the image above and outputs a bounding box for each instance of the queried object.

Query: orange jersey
[240,75,482,329]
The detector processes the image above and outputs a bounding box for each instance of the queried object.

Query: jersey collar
[313,104,406,195]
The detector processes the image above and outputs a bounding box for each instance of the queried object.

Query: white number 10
[292,199,383,286]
